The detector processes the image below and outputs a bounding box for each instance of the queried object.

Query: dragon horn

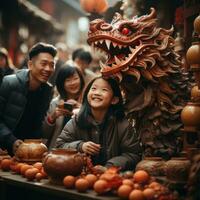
[111,12,122,24]
[139,7,156,22]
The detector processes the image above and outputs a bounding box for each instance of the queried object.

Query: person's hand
[82,141,101,155]
[50,106,73,121]
[71,108,80,118]
[49,100,74,123]
[13,139,23,154]
[66,99,81,108]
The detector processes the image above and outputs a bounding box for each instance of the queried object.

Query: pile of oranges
[0,158,47,181]
[62,168,178,200]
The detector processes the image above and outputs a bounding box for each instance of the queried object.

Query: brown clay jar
[165,157,191,183]
[191,85,200,102]
[136,157,166,176]
[43,148,85,184]
[15,139,48,163]
[181,102,200,131]
[186,42,200,66]
[194,15,200,34]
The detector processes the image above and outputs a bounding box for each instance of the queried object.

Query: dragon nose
[99,23,112,31]
[89,22,112,32]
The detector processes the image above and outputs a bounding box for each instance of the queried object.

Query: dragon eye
[121,27,131,35]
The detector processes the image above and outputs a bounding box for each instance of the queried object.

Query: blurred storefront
[0,0,64,66]
[29,0,86,51]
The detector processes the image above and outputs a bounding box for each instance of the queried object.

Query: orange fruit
[117,184,132,199]
[85,174,98,188]
[20,164,33,176]
[143,188,156,199]
[75,178,89,192]
[25,168,39,181]
[129,189,145,200]
[133,170,150,184]
[63,175,76,189]
[1,159,13,171]
[93,179,108,194]
[33,162,43,171]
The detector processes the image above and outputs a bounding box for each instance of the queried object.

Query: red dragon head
[87,8,179,82]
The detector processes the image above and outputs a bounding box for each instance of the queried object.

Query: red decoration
[175,7,184,25]
[40,0,55,15]
[121,27,130,35]
[80,0,108,14]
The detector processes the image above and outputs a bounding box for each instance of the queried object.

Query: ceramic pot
[186,42,200,68]
[191,85,200,102]
[136,157,166,176]
[194,15,200,34]
[181,102,200,131]
[43,148,85,184]
[15,139,47,163]
[165,157,191,183]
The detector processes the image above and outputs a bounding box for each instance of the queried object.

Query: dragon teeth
[113,42,117,48]
[105,40,111,49]
[121,66,129,72]
[99,60,105,69]
[99,40,104,44]
[116,73,122,82]
[129,46,135,52]
[111,63,117,67]
[114,56,121,65]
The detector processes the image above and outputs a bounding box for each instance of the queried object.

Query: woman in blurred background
[0,47,15,84]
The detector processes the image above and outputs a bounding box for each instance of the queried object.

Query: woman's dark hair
[77,76,125,129]
[55,64,85,99]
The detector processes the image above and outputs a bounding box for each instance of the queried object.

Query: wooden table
[0,171,120,200]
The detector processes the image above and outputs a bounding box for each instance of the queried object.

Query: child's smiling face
[87,78,116,110]
[87,78,119,110]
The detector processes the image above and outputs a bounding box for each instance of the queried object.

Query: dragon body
[87,8,192,158]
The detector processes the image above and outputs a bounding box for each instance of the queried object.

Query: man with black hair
[0,42,57,155]
[72,48,96,84]
[72,48,83,61]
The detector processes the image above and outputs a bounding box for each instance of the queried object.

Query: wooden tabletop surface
[0,170,120,200]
